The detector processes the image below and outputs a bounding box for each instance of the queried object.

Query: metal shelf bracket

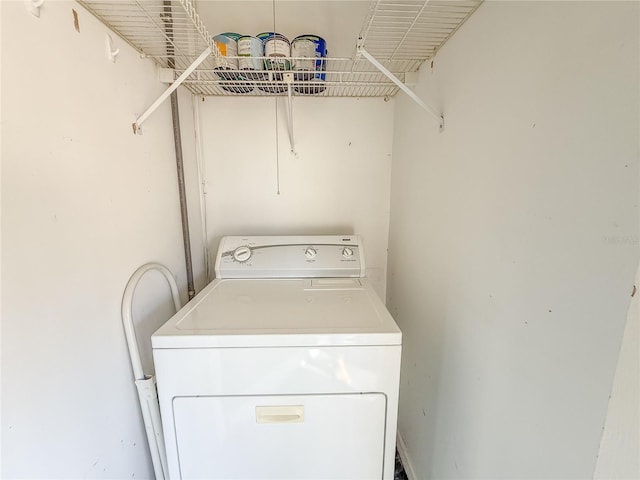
[25,0,44,17]
[284,73,295,153]
[133,47,212,134]
[106,34,120,63]
[357,43,444,132]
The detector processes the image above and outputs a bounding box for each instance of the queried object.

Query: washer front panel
[153,345,401,480]
[173,394,386,479]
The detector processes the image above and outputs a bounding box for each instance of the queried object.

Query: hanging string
[273,0,281,195]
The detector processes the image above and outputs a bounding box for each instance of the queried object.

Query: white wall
[1,2,204,477]
[388,2,639,479]
[198,96,394,296]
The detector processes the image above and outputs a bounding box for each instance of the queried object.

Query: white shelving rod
[284,73,295,153]
[358,45,444,131]
[133,47,212,134]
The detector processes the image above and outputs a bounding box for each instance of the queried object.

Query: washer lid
[152,278,401,349]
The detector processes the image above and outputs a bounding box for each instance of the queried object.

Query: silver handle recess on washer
[255,405,304,424]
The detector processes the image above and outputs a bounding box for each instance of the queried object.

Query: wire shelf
[77,0,218,71]
[177,56,411,97]
[358,0,484,62]
[77,0,482,98]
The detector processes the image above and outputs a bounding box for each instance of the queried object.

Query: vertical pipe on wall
[163,0,195,300]
[191,95,211,281]
[169,91,196,300]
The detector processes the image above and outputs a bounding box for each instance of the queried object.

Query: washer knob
[305,247,317,259]
[342,247,354,258]
[232,246,252,263]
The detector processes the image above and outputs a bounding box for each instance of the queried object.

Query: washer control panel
[215,235,365,278]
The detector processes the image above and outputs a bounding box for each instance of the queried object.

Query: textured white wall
[1,2,204,477]
[198,96,394,296]
[388,2,639,479]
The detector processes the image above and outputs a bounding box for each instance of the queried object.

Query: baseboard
[396,432,418,480]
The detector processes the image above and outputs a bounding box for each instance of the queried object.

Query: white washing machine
[152,235,402,480]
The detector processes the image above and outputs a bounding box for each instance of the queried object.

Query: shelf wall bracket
[357,45,444,132]
[133,47,212,134]
[105,34,120,63]
[284,72,295,153]
[25,0,44,17]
